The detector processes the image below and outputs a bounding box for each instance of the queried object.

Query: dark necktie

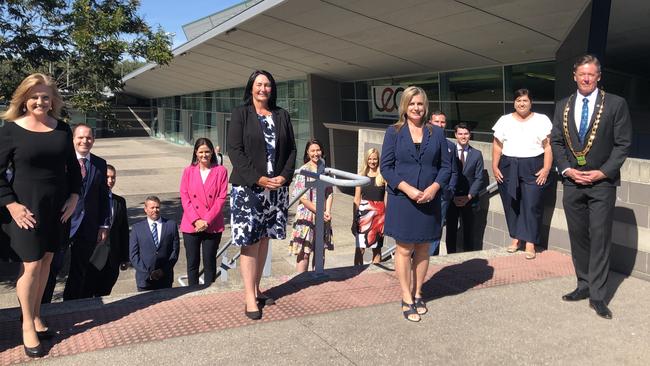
[578,97,589,144]
[151,222,159,249]
[79,157,87,179]
[459,148,465,167]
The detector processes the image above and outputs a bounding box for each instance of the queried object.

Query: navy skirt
[385,192,441,243]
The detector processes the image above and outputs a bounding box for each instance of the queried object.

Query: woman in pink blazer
[180,138,228,286]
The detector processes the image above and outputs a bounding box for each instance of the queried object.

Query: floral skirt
[355,199,385,249]
[289,203,333,255]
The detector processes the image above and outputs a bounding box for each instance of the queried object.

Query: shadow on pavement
[421,258,494,301]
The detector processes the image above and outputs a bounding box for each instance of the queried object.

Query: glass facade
[340,61,555,142]
[154,79,310,164]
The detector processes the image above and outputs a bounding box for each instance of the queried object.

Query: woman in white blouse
[492,89,553,259]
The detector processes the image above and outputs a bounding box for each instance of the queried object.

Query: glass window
[506,61,555,102]
[442,67,503,101]
[289,100,309,120]
[342,101,356,121]
[356,101,370,122]
[355,81,369,99]
[441,102,503,142]
[340,82,355,99]
[276,82,288,99]
[289,80,307,99]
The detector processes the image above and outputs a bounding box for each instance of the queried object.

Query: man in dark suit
[429,111,458,256]
[215,145,224,166]
[85,164,130,297]
[551,54,632,319]
[43,124,111,303]
[445,123,484,253]
[129,196,179,291]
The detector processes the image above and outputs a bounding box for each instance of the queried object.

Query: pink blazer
[179,164,228,234]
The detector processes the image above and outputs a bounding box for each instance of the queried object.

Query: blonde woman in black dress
[0,74,81,357]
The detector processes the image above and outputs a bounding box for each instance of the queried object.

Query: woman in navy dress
[380,86,451,322]
[0,74,81,357]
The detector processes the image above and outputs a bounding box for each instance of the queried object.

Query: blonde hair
[359,148,385,186]
[393,86,430,132]
[0,73,63,121]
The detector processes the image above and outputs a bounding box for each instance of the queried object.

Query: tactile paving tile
[0,250,575,365]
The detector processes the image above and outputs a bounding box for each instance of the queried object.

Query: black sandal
[414,297,428,315]
[401,301,420,322]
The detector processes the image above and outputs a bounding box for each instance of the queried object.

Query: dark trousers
[183,231,222,286]
[563,184,615,301]
[431,198,450,256]
[497,155,547,244]
[63,237,96,300]
[446,200,479,253]
[85,260,120,297]
[137,275,173,291]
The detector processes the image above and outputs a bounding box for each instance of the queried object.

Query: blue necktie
[578,97,589,144]
[151,222,159,248]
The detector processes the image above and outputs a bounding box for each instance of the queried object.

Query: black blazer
[452,145,485,200]
[108,193,129,267]
[551,90,632,186]
[70,153,111,242]
[129,217,179,289]
[227,104,297,187]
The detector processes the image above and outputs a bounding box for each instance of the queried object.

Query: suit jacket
[551,90,632,186]
[227,104,297,187]
[129,218,180,289]
[70,153,111,242]
[215,152,224,166]
[108,193,129,267]
[380,124,451,197]
[179,164,228,234]
[442,139,458,201]
[452,144,484,201]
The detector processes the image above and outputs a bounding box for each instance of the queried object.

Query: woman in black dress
[227,70,296,320]
[0,74,81,357]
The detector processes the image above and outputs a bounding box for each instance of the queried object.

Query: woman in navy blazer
[380,86,451,322]
[179,138,228,286]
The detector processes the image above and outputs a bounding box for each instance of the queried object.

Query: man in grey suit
[445,123,484,253]
[551,54,632,319]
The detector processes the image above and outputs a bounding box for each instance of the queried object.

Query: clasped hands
[194,219,208,232]
[149,268,164,281]
[565,168,606,185]
[405,184,438,204]
[257,175,286,190]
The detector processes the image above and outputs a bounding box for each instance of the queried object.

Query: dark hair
[145,195,161,204]
[513,88,531,101]
[243,70,277,109]
[107,164,116,173]
[191,137,217,165]
[454,122,471,133]
[431,110,446,118]
[303,138,326,164]
[573,54,601,73]
[72,123,94,137]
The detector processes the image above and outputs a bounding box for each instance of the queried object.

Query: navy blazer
[381,124,451,197]
[70,153,111,242]
[442,139,458,201]
[551,90,632,186]
[129,218,180,289]
[452,145,485,200]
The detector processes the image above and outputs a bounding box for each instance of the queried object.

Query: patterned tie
[151,222,159,249]
[578,97,589,144]
[79,157,87,179]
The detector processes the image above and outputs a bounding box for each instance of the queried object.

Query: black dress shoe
[244,307,262,320]
[24,343,46,358]
[562,288,589,302]
[589,300,613,319]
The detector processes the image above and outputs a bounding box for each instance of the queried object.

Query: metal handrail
[178,159,371,285]
[379,180,499,261]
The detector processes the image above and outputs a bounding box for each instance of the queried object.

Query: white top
[200,168,210,183]
[492,112,552,158]
[573,88,599,131]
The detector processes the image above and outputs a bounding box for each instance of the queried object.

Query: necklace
[562,89,605,166]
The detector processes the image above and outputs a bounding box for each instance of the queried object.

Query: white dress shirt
[573,88,599,131]
[146,218,163,244]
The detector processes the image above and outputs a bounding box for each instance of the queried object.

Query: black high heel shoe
[256,295,275,306]
[244,306,262,320]
[23,331,46,358]
[20,314,55,340]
